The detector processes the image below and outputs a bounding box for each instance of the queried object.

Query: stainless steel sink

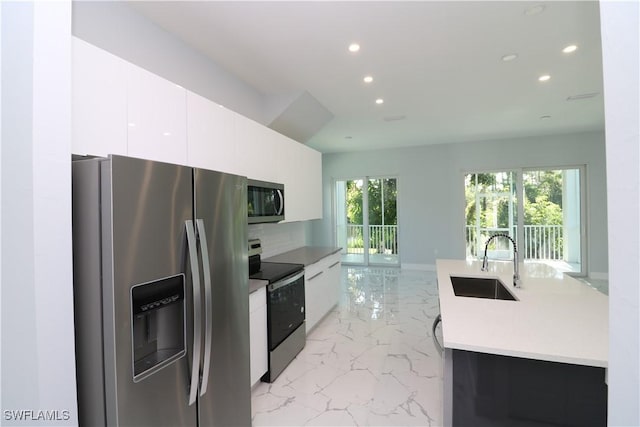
[450,276,518,301]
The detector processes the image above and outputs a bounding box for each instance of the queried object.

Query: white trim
[589,272,609,281]
[401,263,436,271]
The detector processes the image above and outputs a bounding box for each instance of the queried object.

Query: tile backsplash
[248,222,306,258]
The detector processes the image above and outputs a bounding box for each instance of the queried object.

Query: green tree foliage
[466,171,564,228]
[465,172,515,228]
[346,178,397,225]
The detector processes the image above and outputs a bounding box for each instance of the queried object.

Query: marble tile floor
[251,267,443,426]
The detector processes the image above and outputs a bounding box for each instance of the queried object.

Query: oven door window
[267,276,305,349]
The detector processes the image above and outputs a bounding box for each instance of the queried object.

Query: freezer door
[194,168,251,426]
[103,156,197,426]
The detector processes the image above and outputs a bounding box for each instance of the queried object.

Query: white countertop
[436,259,608,368]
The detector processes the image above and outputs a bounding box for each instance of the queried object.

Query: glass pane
[336,179,365,264]
[523,169,581,273]
[465,172,517,260]
[367,178,398,265]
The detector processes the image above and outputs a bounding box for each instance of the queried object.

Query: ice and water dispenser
[131,274,186,382]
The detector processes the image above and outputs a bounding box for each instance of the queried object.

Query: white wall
[600,1,640,425]
[1,1,78,425]
[313,131,608,275]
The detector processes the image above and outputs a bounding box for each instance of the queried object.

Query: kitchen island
[436,259,608,426]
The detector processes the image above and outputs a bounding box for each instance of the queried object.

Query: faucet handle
[513,275,522,288]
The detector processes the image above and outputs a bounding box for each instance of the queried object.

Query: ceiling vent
[383,115,407,122]
[567,92,600,101]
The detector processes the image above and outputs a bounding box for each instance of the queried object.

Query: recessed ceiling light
[540,115,552,120]
[538,74,551,82]
[501,53,519,62]
[562,44,578,54]
[348,43,360,53]
[363,75,373,83]
[524,4,545,16]
[375,98,384,105]
[163,132,172,136]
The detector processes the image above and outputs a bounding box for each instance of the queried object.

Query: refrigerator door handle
[185,220,202,406]
[196,218,213,396]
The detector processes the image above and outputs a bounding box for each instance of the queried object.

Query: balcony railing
[346,224,398,255]
[466,225,564,260]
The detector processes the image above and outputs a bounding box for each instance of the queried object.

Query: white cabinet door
[281,142,322,222]
[325,254,342,309]
[127,66,187,164]
[72,38,127,157]
[305,253,341,335]
[249,287,268,387]
[281,142,304,223]
[186,91,237,173]
[304,264,325,334]
[236,115,281,182]
[302,146,323,220]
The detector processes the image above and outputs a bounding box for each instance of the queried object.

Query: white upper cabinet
[72,38,127,157]
[186,92,237,173]
[127,66,187,165]
[71,38,322,221]
[235,114,282,183]
[281,142,322,222]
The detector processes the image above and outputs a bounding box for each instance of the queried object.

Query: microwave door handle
[276,189,284,215]
[196,219,213,396]
[185,220,202,406]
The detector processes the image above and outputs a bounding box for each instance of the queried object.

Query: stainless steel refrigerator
[72,155,250,426]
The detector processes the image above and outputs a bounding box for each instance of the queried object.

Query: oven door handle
[268,270,305,292]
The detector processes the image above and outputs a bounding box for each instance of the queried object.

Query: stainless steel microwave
[247,180,284,223]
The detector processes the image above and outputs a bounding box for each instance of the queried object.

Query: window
[465,168,584,275]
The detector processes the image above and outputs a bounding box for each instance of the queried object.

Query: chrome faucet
[481,233,521,288]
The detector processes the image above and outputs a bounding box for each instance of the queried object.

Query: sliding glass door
[465,167,584,275]
[335,177,399,266]
[522,169,583,273]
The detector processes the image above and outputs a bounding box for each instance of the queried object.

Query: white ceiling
[129,1,604,153]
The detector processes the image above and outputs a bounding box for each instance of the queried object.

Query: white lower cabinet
[305,253,341,334]
[249,286,268,387]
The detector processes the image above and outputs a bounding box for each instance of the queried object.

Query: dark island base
[452,349,607,427]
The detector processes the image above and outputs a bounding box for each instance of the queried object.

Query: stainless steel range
[249,240,305,382]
